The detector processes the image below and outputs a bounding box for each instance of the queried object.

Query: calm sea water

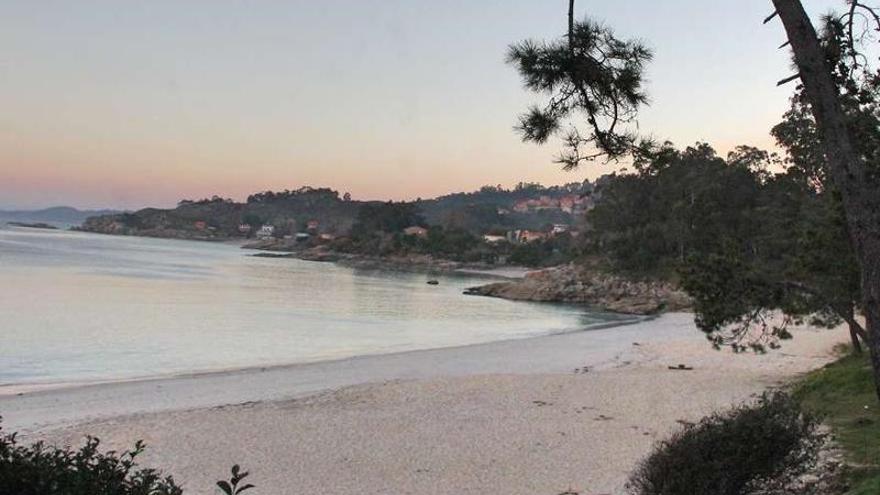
[0,226,629,387]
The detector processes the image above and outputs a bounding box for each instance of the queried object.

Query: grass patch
[793,347,880,493]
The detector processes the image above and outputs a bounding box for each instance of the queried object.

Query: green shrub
[0,418,252,494]
[0,425,182,494]
[626,392,823,495]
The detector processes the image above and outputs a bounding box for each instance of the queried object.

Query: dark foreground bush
[626,392,824,495]
[0,418,251,494]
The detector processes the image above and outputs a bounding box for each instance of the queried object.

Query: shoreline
[4,312,841,427]
[14,313,848,494]
[10,313,848,494]
[0,312,645,399]
[1,311,663,434]
[60,227,537,279]
[246,245,532,278]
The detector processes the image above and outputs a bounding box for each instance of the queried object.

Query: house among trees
[507,229,547,243]
[482,234,507,244]
[238,223,252,234]
[511,194,592,214]
[513,198,550,213]
[256,224,275,239]
[551,224,570,235]
[520,230,547,243]
[403,226,428,238]
[193,220,207,231]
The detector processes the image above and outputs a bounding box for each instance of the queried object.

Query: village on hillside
[79,180,606,266]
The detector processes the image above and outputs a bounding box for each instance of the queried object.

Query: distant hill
[79,188,365,240]
[77,181,603,241]
[0,207,123,227]
[417,181,594,233]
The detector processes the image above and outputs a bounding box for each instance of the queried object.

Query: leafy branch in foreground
[507,0,653,168]
[217,464,255,495]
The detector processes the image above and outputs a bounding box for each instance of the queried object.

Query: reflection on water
[0,226,630,386]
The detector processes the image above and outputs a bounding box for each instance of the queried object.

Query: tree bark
[772,0,880,399]
[836,303,867,353]
[850,322,864,354]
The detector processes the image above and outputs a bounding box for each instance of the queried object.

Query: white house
[256,224,275,239]
[403,226,429,238]
[482,235,507,244]
[552,224,570,235]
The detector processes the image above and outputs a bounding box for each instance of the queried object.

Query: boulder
[464,264,692,315]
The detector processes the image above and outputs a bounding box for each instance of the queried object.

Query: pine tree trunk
[772,0,880,400]
[864,258,880,384]
[849,321,864,354]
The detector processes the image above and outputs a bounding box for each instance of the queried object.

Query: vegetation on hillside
[81,182,590,258]
[416,181,591,232]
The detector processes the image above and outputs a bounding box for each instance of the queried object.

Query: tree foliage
[508,233,581,267]
[769,0,880,399]
[351,202,425,236]
[587,139,861,352]
[507,1,653,168]
[588,143,764,277]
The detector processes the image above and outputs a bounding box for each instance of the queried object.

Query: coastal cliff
[465,264,692,315]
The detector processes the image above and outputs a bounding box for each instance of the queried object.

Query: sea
[0,225,631,388]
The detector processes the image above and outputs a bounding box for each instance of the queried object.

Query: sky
[0,0,845,210]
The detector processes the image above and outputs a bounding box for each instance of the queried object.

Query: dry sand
[4,313,847,495]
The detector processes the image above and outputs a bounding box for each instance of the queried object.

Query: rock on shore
[464,264,692,315]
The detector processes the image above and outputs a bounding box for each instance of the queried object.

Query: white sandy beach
[1,313,847,495]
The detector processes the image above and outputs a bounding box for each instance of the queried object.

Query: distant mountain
[0,207,123,227]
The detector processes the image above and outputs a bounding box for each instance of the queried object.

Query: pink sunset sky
[0,1,839,210]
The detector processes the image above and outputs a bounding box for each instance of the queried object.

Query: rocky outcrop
[79,215,129,235]
[79,213,230,241]
[464,264,692,315]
